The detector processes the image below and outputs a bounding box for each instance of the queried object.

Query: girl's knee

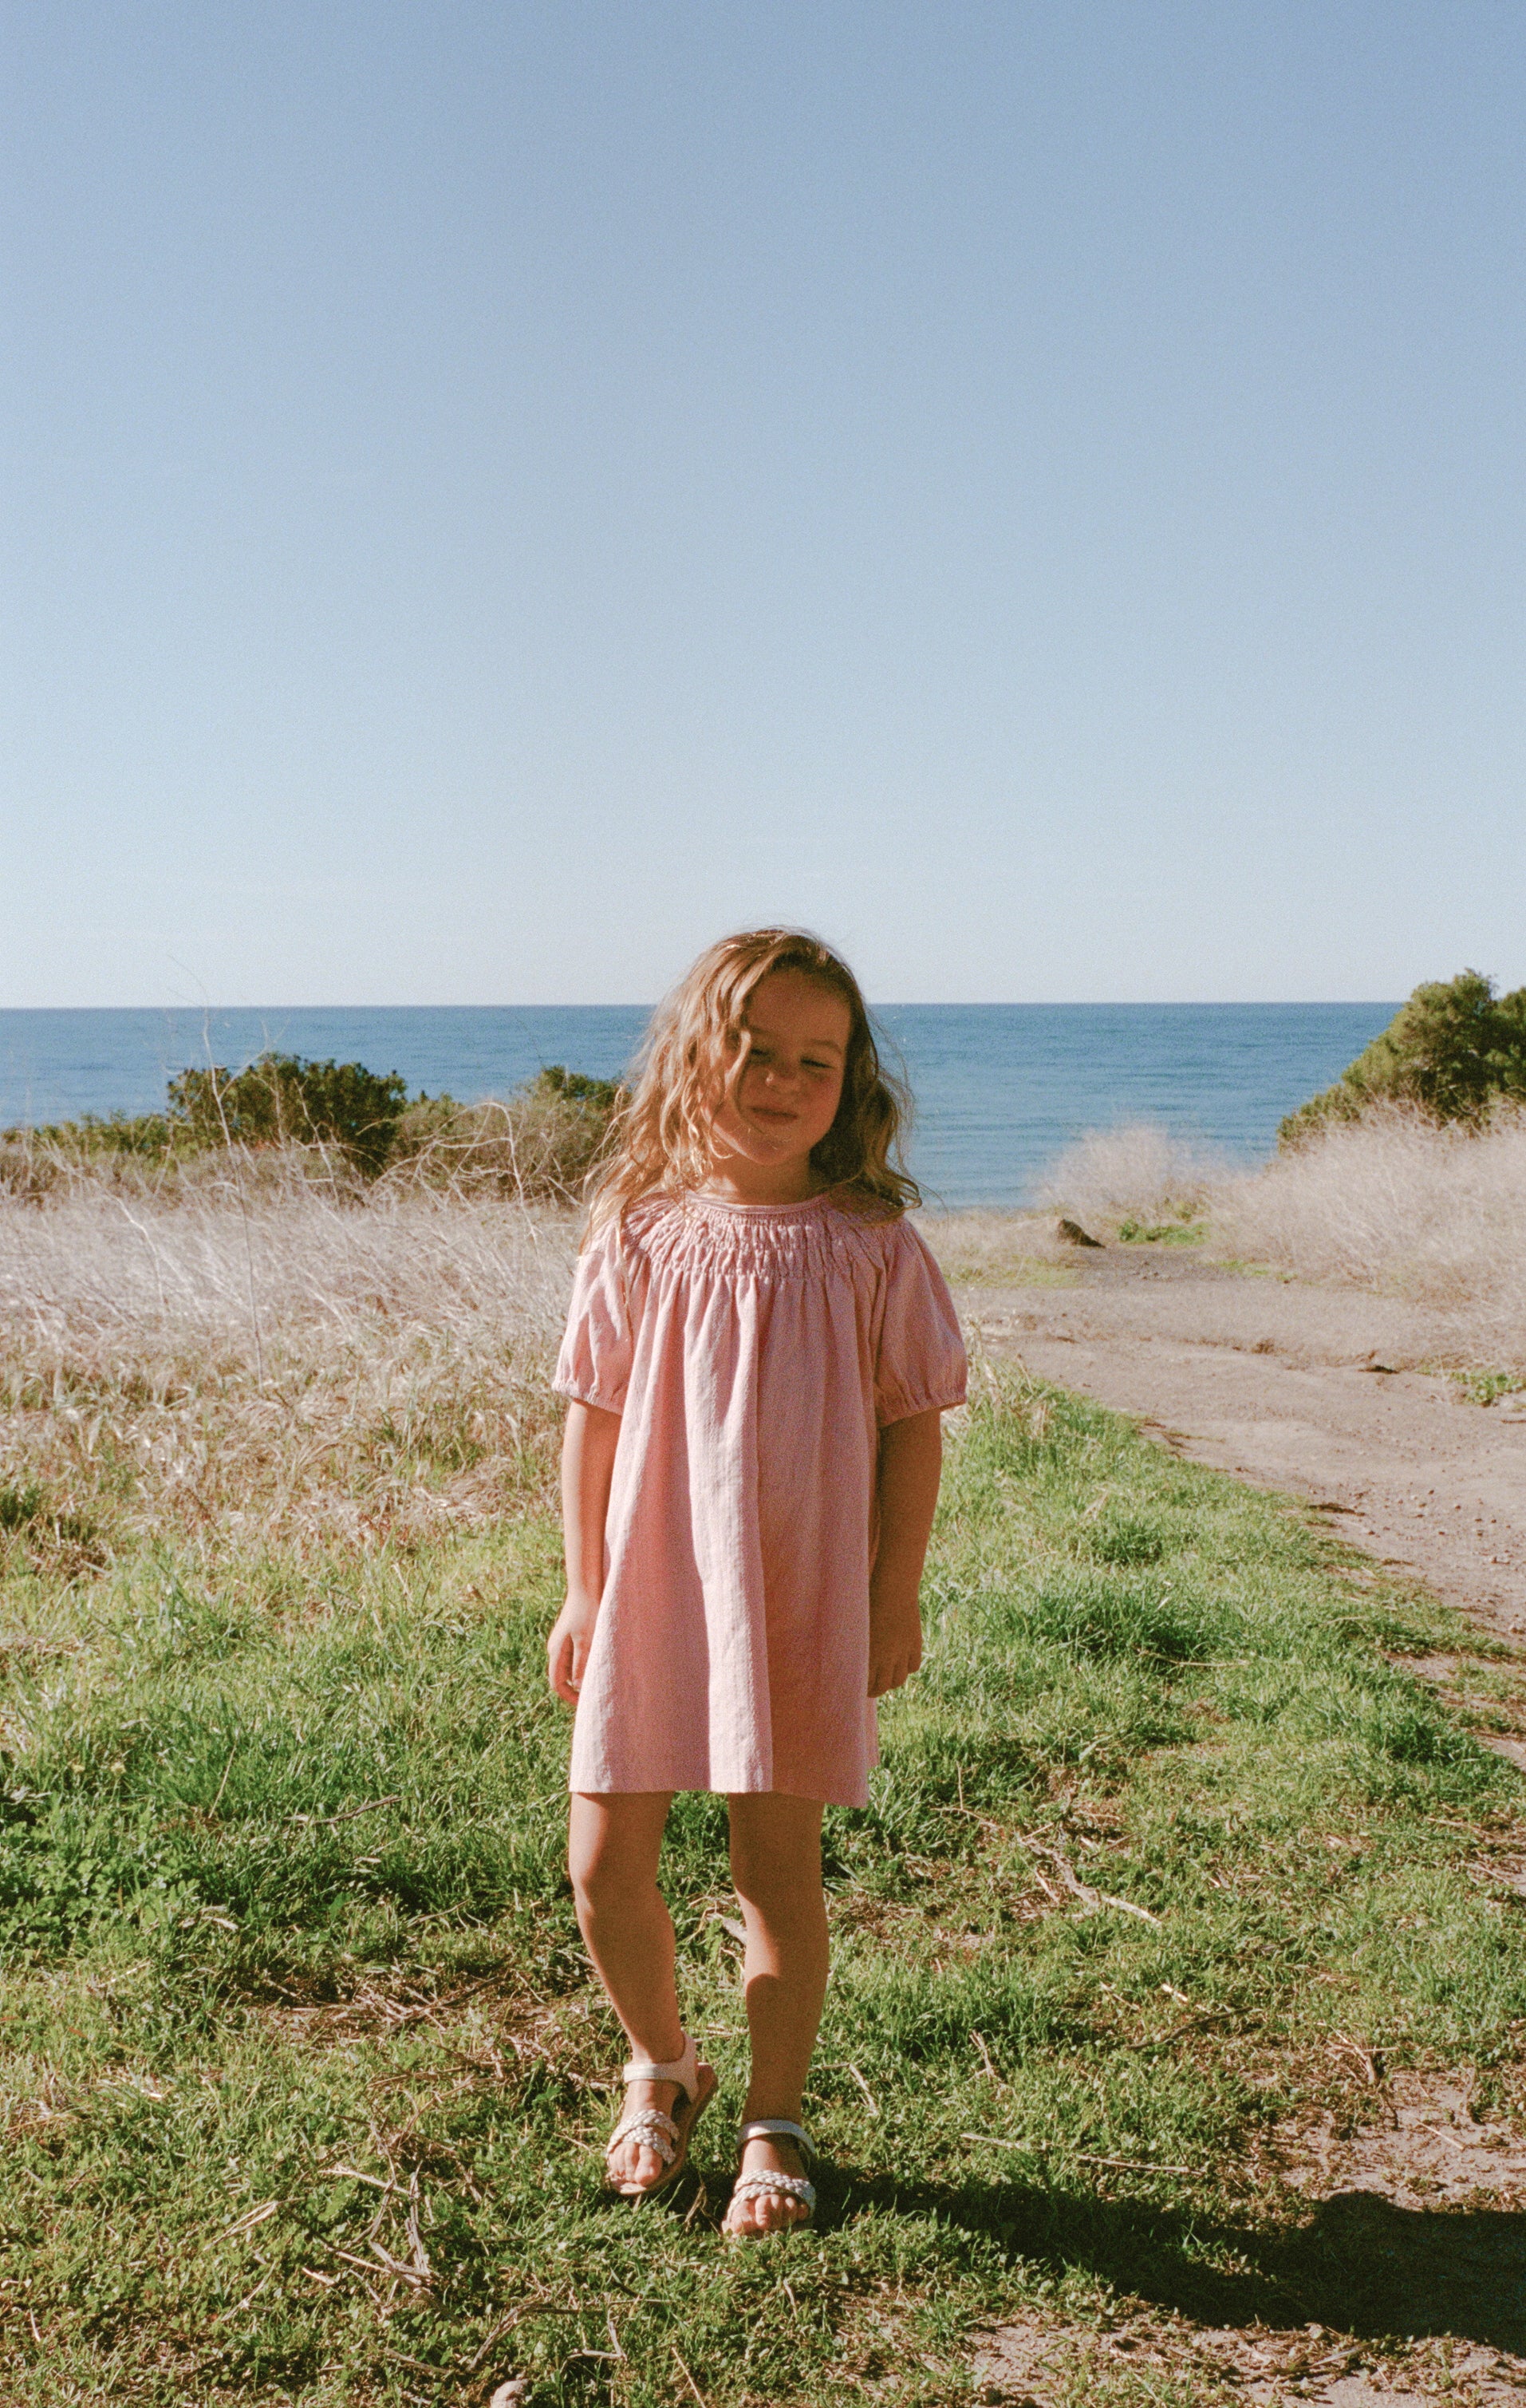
[729,1818,824,1908]
[568,1795,668,1912]
[568,1822,629,1911]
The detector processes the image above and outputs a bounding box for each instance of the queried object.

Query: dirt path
[960,1247,1526,1648]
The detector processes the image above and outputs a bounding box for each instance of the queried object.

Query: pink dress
[553,1190,968,1807]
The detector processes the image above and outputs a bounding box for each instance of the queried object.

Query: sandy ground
[956,1245,1526,1651]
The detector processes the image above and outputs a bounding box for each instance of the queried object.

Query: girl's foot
[603,2040,716,2197]
[722,2118,818,2237]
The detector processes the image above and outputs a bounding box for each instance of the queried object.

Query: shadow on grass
[825,2169,1526,2354]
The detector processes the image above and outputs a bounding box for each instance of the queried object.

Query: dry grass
[1037,1124,1225,1228]
[0,1168,577,1566]
[1218,1107,1526,1368]
[914,1208,1079,1286]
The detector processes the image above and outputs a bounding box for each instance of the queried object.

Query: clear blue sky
[4,2,1523,1006]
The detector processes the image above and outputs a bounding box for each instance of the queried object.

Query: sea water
[0,1002,1397,1209]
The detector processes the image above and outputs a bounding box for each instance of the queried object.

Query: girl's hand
[867,1589,922,1698]
[548,1591,600,1705]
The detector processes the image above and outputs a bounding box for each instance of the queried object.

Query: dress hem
[567,1776,862,1808]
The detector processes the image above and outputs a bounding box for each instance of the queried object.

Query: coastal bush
[388,1063,620,1200]
[1220,1105,1526,1367]
[1280,969,1526,1147]
[2,1057,622,1204]
[167,1052,410,1175]
[2,1110,188,1167]
[1037,1123,1220,1232]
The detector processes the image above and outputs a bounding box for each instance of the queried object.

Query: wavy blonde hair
[586,929,918,1236]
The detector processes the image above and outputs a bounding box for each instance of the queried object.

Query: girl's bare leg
[725,1792,829,2236]
[568,1791,684,2190]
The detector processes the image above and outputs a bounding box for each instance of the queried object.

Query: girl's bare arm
[868,1407,944,1698]
[547,1400,621,1703]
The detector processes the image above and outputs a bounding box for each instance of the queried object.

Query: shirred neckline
[681,1189,837,1219]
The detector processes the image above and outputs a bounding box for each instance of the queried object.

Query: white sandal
[603,2033,717,2198]
[724,2118,818,2236]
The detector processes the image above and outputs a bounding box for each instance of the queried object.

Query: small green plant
[0,1481,45,1531]
[1116,1217,1206,1245]
[1281,969,1526,1147]
[1447,1368,1526,1407]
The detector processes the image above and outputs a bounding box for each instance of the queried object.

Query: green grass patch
[1116,1219,1207,1245]
[1445,1368,1526,1407]
[938,1257,1082,1289]
[2,1381,1523,2403]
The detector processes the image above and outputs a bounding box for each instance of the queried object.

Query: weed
[1039,1127,1224,1234]
[1116,1219,1206,1246]
[1446,1368,1526,1407]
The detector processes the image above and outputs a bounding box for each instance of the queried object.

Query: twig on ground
[846,2061,880,2116]
[211,2197,280,2244]
[463,2311,523,2375]
[674,2351,710,2408]
[961,2134,1197,2176]
[208,1743,237,1817]
[1013,1832,1164,1924]
[289,1793,401,1827]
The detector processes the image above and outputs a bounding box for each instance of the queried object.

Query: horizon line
[0,997,1406,1015]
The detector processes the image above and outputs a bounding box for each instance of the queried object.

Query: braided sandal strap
[606,2107,679,2167]
[730,2170,817,2210]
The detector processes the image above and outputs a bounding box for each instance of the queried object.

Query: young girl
[547,930,967,2238]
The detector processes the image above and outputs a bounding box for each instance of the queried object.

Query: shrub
[167,1053,409,1177]
[1280,970,1526,1147]
[531,1064,620,1115]
[1037,1123,1220,1230]
[3,1059,623,1203]
[390,1065,621,1202]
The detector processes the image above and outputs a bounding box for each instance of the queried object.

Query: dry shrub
[1038,1124,1223,1228]
[1218,1106,1526,1368]
[386,1087,613,1202]
[0,1169,579,1564]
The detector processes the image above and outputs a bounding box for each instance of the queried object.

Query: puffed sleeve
[873,1220,969,1427]
[553,1223,635,1413]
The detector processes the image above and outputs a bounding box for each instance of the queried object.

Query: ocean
[0,1002,1396,1210]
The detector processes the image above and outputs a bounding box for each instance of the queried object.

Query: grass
[1037,1127,1223,1233]
[2,1333,1524,2404]
[0,1182,572,1561]
[913,1211,1081,1289]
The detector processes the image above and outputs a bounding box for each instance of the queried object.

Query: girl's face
[708,969,852,1197]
